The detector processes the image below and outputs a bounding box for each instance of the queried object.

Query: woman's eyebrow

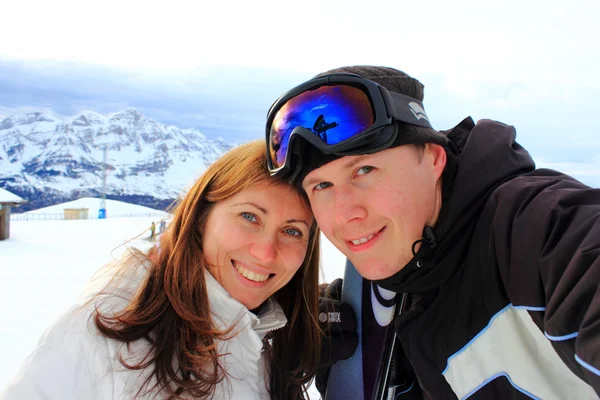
[232,202,310,228]
[286,219,310,229]
[231,201,267,214]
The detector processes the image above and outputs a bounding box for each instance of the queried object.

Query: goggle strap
[388,91,434,129]
[285,139,306,184]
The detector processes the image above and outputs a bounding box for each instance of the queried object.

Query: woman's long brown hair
[93,140,321,399]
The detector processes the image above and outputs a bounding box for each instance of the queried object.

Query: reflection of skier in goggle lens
[265,73,442,181]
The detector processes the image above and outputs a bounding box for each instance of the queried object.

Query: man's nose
[249,235,278,264]
[333,185,367,225]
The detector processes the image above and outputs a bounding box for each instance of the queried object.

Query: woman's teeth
[351,234,374,245]
[234,262,270,282]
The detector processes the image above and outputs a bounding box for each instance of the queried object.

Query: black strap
[389,92,433,129]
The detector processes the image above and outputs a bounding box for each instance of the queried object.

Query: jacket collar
[376,117,536,294]
[204,270,288,337]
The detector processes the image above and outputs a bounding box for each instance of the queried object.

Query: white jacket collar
[204,270,288,336]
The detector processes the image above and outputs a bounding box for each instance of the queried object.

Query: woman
[1,140,321,400]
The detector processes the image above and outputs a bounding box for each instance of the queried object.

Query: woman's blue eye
[241,212,257,222]
[356,166,374,176]
[284,228,302,237]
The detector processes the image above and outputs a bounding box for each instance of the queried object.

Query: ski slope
[24,197,170,218]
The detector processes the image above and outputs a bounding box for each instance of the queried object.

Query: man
[265,66,600,399]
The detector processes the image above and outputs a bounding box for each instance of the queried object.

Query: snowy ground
[12,197,171,220]
[0,201,346,398]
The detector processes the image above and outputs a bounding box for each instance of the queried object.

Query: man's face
[302,144,445,280]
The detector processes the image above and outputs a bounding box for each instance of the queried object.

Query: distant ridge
[0,108,234,211]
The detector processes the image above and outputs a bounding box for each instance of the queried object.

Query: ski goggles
[266,73,434,177]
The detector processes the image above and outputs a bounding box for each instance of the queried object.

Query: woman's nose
[249,235,277,264]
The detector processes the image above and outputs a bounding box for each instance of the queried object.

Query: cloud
[0,57,599,189]
[536,158,600,188]
[0,58,310,142]
[418,70,600,170]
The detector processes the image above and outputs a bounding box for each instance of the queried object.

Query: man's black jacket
[375,117,600,399]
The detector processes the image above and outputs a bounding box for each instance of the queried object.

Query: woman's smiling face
[202,180,313,310]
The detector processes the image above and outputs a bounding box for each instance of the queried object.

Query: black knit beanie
[295,65,448,186]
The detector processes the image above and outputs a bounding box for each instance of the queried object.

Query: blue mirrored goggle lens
[269,84,375,169]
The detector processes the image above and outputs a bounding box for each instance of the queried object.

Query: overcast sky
[1,0,599,186]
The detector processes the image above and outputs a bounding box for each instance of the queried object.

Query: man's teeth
[351,234,375,246]
[234,262,270,282]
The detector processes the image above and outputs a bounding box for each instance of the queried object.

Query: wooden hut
[0,188,27,240]
[63,208,89,220]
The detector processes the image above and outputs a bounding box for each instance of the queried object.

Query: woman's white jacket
[0,262,288,399]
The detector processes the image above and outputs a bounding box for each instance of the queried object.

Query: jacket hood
[376,117,536,293]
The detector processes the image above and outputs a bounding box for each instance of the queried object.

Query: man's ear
[425,143,447,180]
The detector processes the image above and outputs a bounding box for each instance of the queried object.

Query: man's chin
[353,261,403,281]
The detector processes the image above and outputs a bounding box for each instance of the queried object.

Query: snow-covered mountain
[0,108,235,211]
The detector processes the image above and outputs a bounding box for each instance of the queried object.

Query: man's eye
[314,182,332,191]
[356,166,374,176]
[241,212,258,223]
